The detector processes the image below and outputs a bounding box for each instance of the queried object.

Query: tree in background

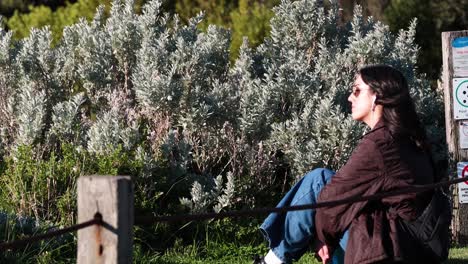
[0,0,78,17]
[5,0,278,59]
[175,0,236,25]
[175,0,279,60]
[5,0,150,44]
[384,0,468,81]
[230,0,276,59]
[0,0,28,16]
[336,0,468,82]
[6,0,111,44]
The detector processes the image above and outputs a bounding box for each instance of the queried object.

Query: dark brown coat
[315,121,434,264]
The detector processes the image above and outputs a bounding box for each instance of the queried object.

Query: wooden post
[442,30,468,244]
[77,176,133,264]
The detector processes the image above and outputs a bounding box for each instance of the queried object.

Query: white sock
[264,250,284,264]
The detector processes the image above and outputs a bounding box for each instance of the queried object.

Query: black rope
[135,177,468,225]
[0,213,103,251]
[2,177,467,251]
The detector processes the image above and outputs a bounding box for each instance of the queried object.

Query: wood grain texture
[442,30,468,244]
[77,176,133,264]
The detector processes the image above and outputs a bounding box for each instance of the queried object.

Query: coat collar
[363,119,386,137]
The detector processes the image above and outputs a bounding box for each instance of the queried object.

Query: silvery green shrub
[0,0,444,216]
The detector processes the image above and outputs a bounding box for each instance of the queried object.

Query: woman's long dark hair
[358,65,429,152]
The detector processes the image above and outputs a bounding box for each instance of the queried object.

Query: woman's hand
[314,240,330,264]
[318,244,330,264]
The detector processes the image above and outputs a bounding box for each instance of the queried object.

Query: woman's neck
[366,106,383,129]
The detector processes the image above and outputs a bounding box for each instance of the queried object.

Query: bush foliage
[5,0,279,60]
[0,0,445,260]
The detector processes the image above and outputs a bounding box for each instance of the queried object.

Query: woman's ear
[371,96,376,111]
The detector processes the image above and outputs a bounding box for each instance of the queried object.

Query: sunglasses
[350,87,370,97]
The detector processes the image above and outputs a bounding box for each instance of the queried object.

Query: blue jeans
[260,168,348,264]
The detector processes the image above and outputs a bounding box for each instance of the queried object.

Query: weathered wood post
[442,30,468,244]
[77,175,134,263]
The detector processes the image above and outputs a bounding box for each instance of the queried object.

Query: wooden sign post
[77,175,134,263]
[442,30,468,244]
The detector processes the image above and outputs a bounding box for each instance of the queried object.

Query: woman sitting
[255,65,441,264]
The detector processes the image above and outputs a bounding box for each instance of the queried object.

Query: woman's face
[348,75,376,125]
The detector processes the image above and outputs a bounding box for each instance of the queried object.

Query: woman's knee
[290,168,334,205]
[302,168,334,185]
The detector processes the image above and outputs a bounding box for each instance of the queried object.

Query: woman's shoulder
[356,123,405,164]
[361,122,395,148]
[347,135,384,170]
[362,121,387,139]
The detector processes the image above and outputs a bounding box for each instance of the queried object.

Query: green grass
[149,245,468,264]
[446,247,468,264]
[137,219,468,264]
